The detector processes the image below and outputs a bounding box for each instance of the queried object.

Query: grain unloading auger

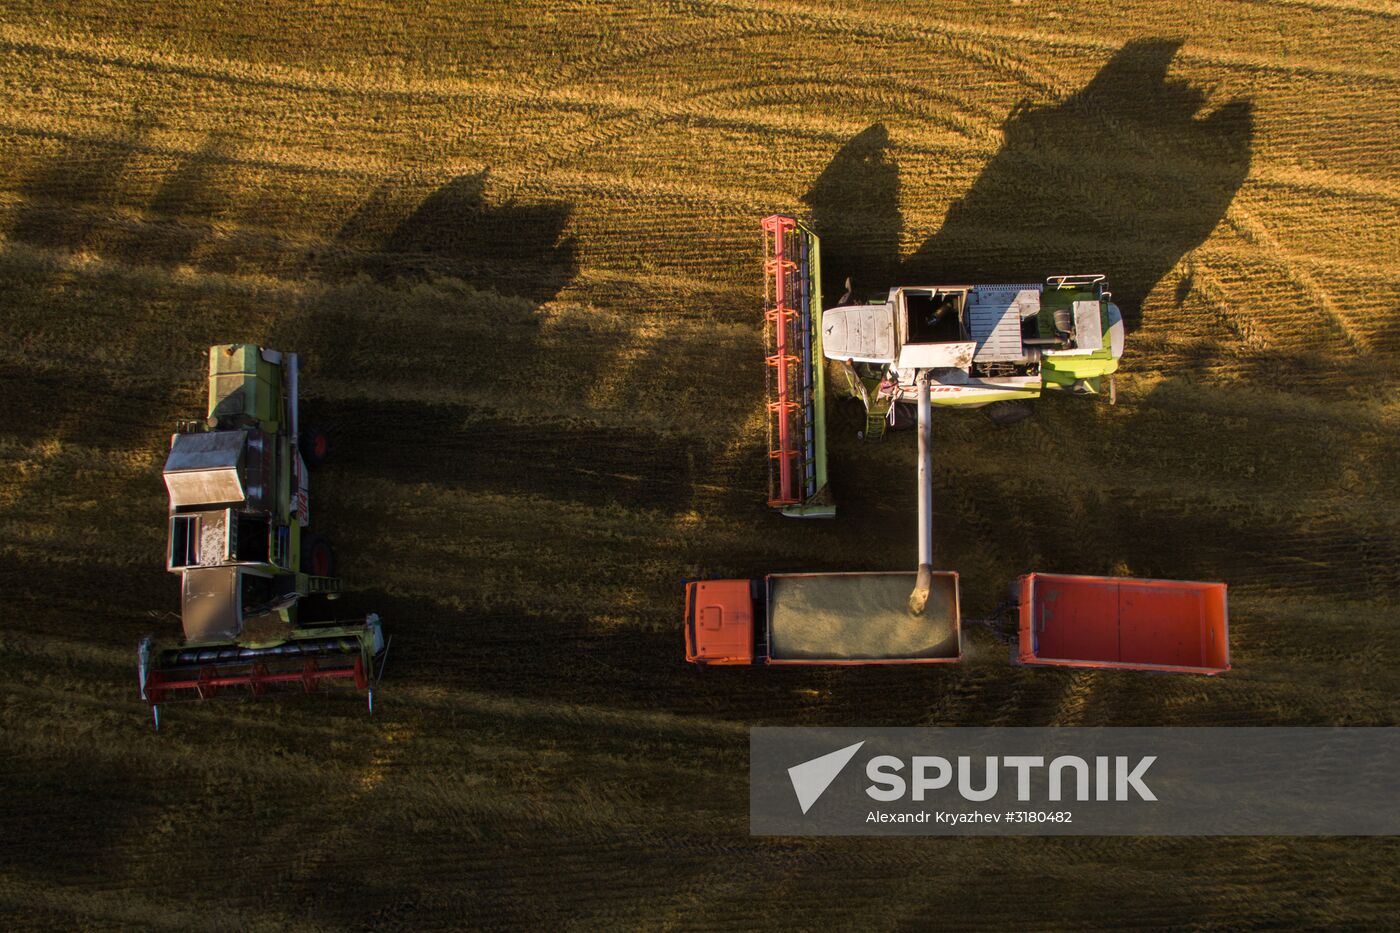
[138,345,387,729]
[682,217,1230,675]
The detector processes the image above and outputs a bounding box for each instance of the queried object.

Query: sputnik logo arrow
[788,741,865,814]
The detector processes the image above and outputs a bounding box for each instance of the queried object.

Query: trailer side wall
[1018,573,1229,674]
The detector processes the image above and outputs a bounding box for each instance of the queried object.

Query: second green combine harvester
[762,213,1125,514]
[139,345,386,728]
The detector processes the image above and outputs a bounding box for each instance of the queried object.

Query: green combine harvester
[763,214,1126,518]
[824,268,1125,435]
[138,345,386,729]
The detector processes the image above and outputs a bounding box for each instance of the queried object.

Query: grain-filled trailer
[685,572,961,665]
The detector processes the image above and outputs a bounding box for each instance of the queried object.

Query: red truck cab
[684,580,756,665]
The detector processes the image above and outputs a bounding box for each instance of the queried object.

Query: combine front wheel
[300,427,329,466]
[302,534,336,578]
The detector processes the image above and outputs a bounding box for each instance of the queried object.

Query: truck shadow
[808,38,1253,332]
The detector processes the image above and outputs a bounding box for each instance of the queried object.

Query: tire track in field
[494,3,1057,195]
[1222,203,1368,352]
[1257,0,1400,19]
[501,25,1277,370]
[10,37,1377,355]
[1014,73,1366,355]
[674,6,1377,358]
[699,0,1400,84]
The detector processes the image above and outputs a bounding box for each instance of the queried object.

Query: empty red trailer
[1017,573,1230,675]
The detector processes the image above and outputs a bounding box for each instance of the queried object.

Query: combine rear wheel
[300,426,329,466]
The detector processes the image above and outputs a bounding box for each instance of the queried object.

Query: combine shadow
[5,125,240,271]
[808,39,1253,329]
[320,168,576,303]
[137,133,238,267]
[297,170,697,515]
[6,124,150,254]
[302,166,576,397]
[802,122,902,301]
[1,129,242,451]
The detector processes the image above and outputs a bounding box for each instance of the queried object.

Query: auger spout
[909,370,934,615]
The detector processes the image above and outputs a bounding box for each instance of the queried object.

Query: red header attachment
[762,214,811,508]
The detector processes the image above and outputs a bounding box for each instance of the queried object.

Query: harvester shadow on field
[5,125,241,271]
[808,38,1253,331]
[1,127,240,457]
[298,169,693,506]
[323,168,576,301]
[803,122,902,301]
[304,169,710,509]
[301,167,576,428]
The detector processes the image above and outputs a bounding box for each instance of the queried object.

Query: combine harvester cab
[139,345,387,728]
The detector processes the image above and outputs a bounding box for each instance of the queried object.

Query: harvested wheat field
[2,0,1398,928]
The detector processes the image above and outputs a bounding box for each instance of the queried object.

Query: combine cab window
[235,513,271,563]
[170,515,199,568]
[905,291,965,344]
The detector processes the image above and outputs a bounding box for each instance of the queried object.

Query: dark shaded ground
[2,30,1397,933]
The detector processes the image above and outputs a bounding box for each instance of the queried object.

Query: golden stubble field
[1,1,1397,928]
